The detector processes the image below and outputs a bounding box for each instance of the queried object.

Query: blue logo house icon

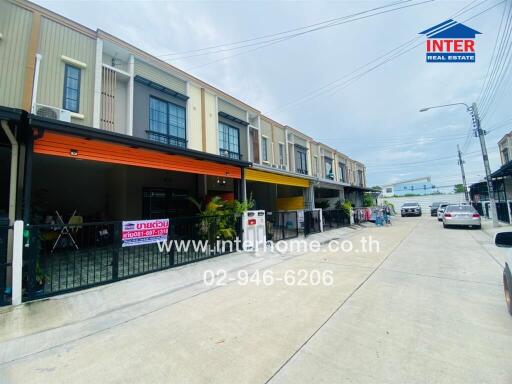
[419,19,481,63]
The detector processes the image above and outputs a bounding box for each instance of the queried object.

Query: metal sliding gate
[265,211,299,241]
[304,210,321,237]
[496,202,510,223]
[23,215,241,301]
[322,209,350,229]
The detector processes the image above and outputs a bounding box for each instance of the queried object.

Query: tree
[454,184,465,193]
[371,186,382,191]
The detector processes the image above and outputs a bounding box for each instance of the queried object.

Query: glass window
[325,158,333,179]
[148,97,186,147]
[279,143,285,165]
[295,146,308,174]
[219,122,240,159]
[63,64,81,113]
[262,137,269,162]
[502,148,510,164]
[338,162,346,182]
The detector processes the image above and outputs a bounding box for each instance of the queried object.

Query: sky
[35,0,511,191]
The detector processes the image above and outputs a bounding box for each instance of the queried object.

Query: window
[338,162,346,182]
[502,148,510,164]
[262,137,269,162]
[295,146,308,174]
[357,170,364,186]
[279,143,285,165]
[63,64,81,112]
[325,157,334,180]
[148,97,186,147]
[386,187,392,193]
[219,122,240,159]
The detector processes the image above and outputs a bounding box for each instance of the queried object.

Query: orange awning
[34,132,241,179]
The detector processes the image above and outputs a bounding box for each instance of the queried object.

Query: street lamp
[419,102,498,227]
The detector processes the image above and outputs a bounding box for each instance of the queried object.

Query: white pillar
[127,54,135,136]
[31,54,42,113]
[93,38,103,129]
[2,120,18,289]
[11,220,24,306]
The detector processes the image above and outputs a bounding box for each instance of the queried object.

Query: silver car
[437,204,449,221]
[442,204,481,229]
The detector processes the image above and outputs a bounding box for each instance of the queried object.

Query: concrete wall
[0,1,32,108]
[204,91,218,155]
[378,193,466,212]
[187,83,203,151]
[134,59,186,95]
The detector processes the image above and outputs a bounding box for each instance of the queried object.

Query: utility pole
[471,103,498,227]
[457,144,469,202]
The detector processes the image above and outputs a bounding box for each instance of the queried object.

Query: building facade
[0,0,367,226]
[381,177,433,197]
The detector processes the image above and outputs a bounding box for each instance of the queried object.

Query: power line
[158,0,415,60]
[268,0,500,114]
[184,0,435,71]
[365,150,481,168]
[478,1,512,119]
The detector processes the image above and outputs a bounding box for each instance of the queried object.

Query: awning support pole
[1,120,18,289]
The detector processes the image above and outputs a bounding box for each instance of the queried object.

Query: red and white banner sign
[121,219,169,247]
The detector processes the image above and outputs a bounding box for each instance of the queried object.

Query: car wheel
[401,214,404,217]
[443,223,447,228]
[475,225,481,230]
[503,271,512,316]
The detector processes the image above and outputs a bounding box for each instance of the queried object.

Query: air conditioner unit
[34,103,71,122]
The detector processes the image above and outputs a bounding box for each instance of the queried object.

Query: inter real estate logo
[419,19,481,63]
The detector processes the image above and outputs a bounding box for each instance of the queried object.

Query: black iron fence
[23,215,241,301]
[496,202,510,223]
[304,210,321,237]
[0,219,10,306]
[265,211,299,241]
[322,209,350,230]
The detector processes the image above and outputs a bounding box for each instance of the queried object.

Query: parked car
[442,204,481,229]
[437,203,449,221]
[401,202,421,217]
[430,202,448,216]
[494,232,512,316]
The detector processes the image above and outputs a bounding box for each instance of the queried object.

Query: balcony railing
[220,149,242,160]
[146,131,187,148]
[296,168,308,175]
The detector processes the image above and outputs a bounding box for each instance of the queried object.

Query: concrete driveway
[1,216,510,383]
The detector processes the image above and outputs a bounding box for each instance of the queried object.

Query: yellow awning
[245,169,310,188]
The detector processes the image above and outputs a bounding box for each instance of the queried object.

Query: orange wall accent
[34,132,242,179]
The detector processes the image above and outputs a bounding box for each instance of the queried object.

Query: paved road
[1,216,510,383]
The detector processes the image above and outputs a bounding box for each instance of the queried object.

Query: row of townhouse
[0,0,367,228]
[469,132,512,222]
[465,129,512,224]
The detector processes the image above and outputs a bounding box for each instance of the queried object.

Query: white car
[437,203,449,221]
[494,232,512,316]
[442,205,481,229]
